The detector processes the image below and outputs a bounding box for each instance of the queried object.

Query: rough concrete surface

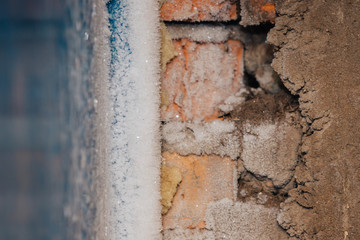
[268,0,360,239]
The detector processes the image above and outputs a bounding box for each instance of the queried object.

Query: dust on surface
[228,88,298,125]
[237,170,291,208]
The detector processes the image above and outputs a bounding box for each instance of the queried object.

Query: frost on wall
[161,39,244,122]
[105,0,161,239]
[241,119,301,187]
[162,120,240,160]
[166,24,243,43]
[162,153,237,230]
[205,198,288,239]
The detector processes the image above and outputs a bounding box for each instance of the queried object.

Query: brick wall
[159,0,289,239]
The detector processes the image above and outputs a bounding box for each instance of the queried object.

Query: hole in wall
[160,19,300,207]
[159,13,302,236]
[237,170,292,208]
[231,22,301,207]
[241,23,277,92]
[158,2,309,238]
[244,71,260,88]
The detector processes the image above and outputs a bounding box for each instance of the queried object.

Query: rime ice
[162,120,240,160]
[104,0,162,239]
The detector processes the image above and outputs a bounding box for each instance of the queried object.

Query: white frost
[167,24,244,43]
[162,120,240,160]
[241,121,301,187]
[102,0,162,239]
[205,198,288,239]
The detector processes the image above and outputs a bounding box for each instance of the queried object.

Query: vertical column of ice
[106,0,161,239]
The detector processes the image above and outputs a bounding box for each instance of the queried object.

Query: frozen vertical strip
[106,0,161,239]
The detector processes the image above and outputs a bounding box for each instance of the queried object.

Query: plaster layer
[268,0,360,238]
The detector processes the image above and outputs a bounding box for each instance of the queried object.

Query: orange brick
[161,39,244,122]
[160,0,238,22]
[240,0,276,26]
[162,152,236,230]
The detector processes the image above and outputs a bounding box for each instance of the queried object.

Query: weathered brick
[162,152,237,230]
[160,0,238,22]
[161,39,244,122]
[240,0,276,26]
[241,119,302,188]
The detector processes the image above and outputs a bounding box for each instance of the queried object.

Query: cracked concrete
[268,0,360,239]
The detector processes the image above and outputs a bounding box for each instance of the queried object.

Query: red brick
[162,152,236,230]
[161,39,244,122]
[160,0,238,22]
[240,0,276,26]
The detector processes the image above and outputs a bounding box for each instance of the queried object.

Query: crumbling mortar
[160,4,305,237]
[267,2,342,238]
[237,168,294,207]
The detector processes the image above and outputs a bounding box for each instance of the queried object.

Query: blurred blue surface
[0,0,67,239]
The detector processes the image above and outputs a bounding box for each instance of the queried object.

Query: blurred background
[0,0,76,239]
